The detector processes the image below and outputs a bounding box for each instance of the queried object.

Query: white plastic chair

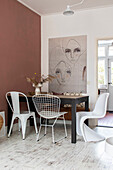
[76,93,109,142]
[32,94,67,143]
[6,91,38,139]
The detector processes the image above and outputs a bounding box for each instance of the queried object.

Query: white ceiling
[17,0,113,15]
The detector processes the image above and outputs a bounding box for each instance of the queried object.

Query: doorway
[98,39,113,127]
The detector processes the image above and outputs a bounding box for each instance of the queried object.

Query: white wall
[41,6,113,110]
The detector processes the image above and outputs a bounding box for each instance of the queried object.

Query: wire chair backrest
[93,93,109,117]
[6,91,30,114]
[32,94,61,118]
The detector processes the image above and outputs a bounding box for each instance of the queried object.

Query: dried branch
[26,74,55,87]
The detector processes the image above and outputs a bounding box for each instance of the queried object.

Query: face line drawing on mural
[62,39,86,65]
[63,39,81,64]
[49,35,87,93]
[54,60,72,85]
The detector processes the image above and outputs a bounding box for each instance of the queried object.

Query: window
[98,40,113,88]
[111,62,113,85]
[98,59,105,85]
[109,46,113,56]
[98,46,105,57]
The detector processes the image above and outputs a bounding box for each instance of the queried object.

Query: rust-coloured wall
[0,0,41,124]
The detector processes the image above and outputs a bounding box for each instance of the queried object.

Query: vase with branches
[26,73,55,95]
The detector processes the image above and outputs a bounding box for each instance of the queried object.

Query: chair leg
[63,115,67,138]
[37,124,41,141]
[21,119,27,140]
[44,119,47,135]
[52,118,58,143]
[37,117,42,141]
[52,126,55,143]
[52,117,67,144]
[8,116,15,137]
[18,119,21,132]
[33,115,38,134]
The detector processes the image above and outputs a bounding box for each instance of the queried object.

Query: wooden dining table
[7,94,89,144]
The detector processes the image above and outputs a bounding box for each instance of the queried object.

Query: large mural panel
[49,35,87,94]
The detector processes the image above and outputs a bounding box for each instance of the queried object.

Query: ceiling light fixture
[63,0,85,16]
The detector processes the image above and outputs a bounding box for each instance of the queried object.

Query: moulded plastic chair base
[76,93,109,142]
[82,123,105,142]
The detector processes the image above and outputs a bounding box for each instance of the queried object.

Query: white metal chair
[76,93,109,142]
[6,91,38,139]
[32,94,67,143]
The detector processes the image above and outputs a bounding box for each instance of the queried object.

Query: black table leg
[85,96,89,111]
[28,98,35,126]
[7,104,12,134]
[71,101,76,143]
[85,96,89,125]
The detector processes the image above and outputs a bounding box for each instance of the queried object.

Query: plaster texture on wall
[41,6,113,111]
